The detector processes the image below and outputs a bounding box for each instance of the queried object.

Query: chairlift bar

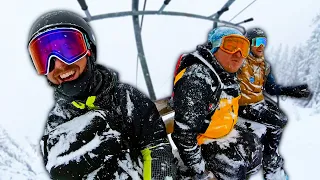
[213,0,236,28]
[159,0,172,13]
[235,17,254,25]
[77,0,92,20]
[84,10,92,20]
[78,0,245,100]
[84,10,245,32]
[220,0,236,12]
[132,0,157,100]
[209,7,229,18]
[77,0,88,10]
[159,4,166,13]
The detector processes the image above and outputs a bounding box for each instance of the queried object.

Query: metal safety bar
[76,0,253,100]
[83,10,246,32]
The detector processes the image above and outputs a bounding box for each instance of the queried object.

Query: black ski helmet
[245,27,267,43]
[27,10,99,98]
[27,10,97,60]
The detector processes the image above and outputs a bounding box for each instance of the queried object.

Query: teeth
[60,70,75,79]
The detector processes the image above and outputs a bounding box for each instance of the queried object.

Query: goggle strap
[83,34,91,50]
[251,39,255,46]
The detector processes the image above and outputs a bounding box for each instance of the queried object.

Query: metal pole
[213,0,236,28]
[84,10,92,20]
[159,0,172,13]
[77,0,92,20]
[84,10,246,32]
[132,0,157,100]
[235,17,254,25]
[209,7,229,18]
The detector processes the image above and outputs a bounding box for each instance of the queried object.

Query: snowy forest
[265,12,320,111]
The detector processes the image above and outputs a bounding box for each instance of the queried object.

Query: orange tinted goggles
[219,34,250,58]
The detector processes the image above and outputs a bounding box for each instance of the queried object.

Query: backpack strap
[191,51,223,115]
[173,51,223,88]
[191,51,223,87]
[170,51,223,113]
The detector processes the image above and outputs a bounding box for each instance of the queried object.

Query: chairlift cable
[159,73,174,90]
[229,0,258,22]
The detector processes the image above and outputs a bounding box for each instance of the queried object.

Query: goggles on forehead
[212,34,250,58]
[28,27,90,75]
[251,37,267,47]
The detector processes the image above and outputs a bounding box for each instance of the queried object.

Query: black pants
[238,98,288,178]
[175,120,265,180]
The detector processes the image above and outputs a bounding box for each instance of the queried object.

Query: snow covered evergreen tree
[277,45,290,85]
[287,46,298,85]
[270,43,283,79]
[296,45,308,84]
[265,46,275,62]
[304,13,320,109]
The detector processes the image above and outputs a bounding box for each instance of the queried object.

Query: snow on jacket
[171,45,241,176]
[40,65,176,180]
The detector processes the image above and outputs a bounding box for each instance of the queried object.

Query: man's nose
[233,50,242,58]
[257,44,264,50]
[54,58,67,69]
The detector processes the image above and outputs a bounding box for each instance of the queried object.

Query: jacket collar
[196,45,237,84]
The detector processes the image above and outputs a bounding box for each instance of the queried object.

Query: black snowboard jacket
[40,64,176,180]
[171,45,240,176]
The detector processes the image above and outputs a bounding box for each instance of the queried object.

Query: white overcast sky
[0,0,319,142]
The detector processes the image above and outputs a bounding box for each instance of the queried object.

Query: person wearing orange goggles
[27,10,177,180]
[237,27,311,180]
[170,26,265,180]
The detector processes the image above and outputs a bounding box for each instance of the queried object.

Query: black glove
[280,84,311,98]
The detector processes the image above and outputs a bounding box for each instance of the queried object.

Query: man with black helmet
[237,27,311,180]
[27,10,176,180]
